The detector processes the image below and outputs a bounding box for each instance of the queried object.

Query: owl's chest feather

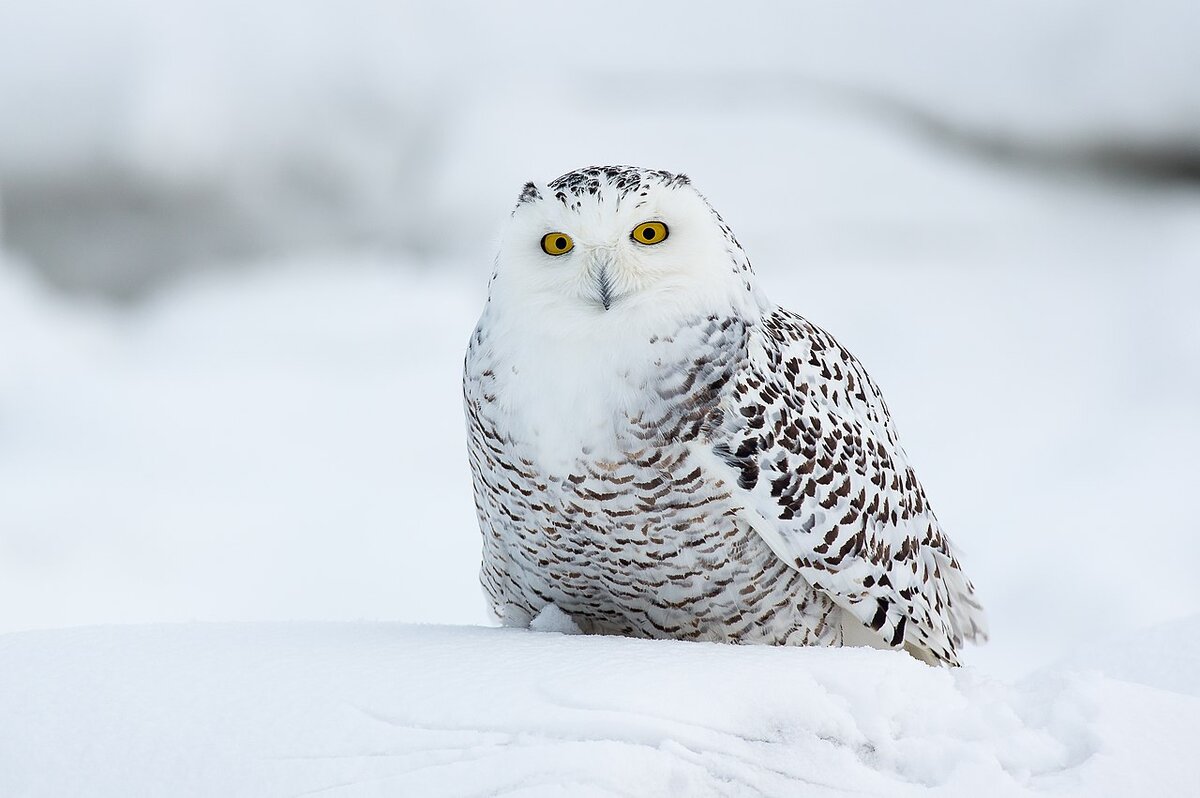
[467,311,846,644]
[472,311,745,461]
[468,312,758,579]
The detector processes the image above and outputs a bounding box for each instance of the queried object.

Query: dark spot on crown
[546,166,690,203]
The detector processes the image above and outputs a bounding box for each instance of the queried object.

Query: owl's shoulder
[734,307,898,442]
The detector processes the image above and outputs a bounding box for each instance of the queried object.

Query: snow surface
[2,620,1198,798]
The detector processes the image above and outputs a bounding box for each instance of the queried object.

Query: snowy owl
[464,166,986,666]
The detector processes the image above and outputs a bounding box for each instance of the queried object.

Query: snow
[0,255,487,632]
[1052,614,1200,699]
[1,1,1199,791]
[1,620,1197,797]
[529,604,584,636]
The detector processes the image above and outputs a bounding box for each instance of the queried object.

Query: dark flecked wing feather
[700,308,986,664]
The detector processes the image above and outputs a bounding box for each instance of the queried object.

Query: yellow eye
[540,232,574,256]
[631,221,669,245]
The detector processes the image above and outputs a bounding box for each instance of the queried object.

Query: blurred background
[1,1,1197,676]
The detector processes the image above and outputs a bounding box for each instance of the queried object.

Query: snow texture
[529,604,584,635]
[1,620,1198,798]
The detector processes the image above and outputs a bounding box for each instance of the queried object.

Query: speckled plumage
[464,166,986,665]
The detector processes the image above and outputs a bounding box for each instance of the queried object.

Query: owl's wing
[696,308,986,665]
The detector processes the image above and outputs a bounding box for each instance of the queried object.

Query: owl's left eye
[541,232,574,256]
[631,221,669,245]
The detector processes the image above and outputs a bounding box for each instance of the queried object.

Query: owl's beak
[588,250,615,311]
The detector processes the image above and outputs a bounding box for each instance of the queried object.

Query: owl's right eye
[540,232,574,256]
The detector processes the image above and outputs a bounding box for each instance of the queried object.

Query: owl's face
[490,167,763,327]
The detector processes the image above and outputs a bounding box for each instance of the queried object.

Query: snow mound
[2,623,1197,797]
[528,604,584,635]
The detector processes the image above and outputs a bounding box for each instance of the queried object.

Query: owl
[464,166,986,665]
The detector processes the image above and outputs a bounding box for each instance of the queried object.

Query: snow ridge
[1,622,1197,797]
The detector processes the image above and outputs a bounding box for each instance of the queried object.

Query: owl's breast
[467,309,750,461]
[467,311,842,644]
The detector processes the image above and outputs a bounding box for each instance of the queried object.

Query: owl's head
[489,166,766,327]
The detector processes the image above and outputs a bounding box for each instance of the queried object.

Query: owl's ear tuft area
[517,182,542,206]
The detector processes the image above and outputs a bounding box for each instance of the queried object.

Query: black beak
[593,253,615,311]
